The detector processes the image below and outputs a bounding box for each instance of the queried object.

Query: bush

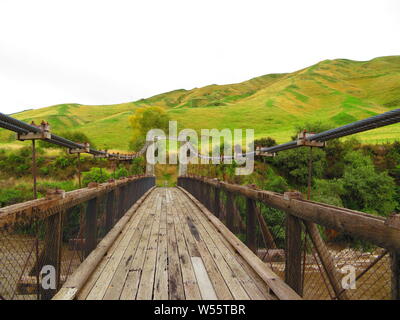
[115,166,128,179]
[273,147,326,186]
[130,157,145,175]
[339,150,397,216]
[82,167,110,186]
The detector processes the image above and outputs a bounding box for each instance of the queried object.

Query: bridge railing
[0,175,155,300]
[178,175,400,300]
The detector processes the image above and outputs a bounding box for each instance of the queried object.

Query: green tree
[273,147,326,185]
[129,106,170,151]
[339,150,397,216]
[82,167,110,186]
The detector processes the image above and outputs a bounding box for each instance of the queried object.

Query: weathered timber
[0,176,153,230]
[52,187,155,300]
[178,176,400,251]
[85,198,98,257]
[285,213,303,295]
[225,192,234,232]
[304,221,348,300]
[178,186,302,300]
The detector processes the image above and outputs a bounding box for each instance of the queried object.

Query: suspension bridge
[0,109,399,300]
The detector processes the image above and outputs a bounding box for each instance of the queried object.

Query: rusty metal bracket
[296,131,326,147]
[94,151,109,159]
[69,142,90,154]
[255,147,276,157]
[17,121,51,141]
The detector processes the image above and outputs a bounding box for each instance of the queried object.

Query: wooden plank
[178,186,301,300]
[183,192,269,300]
[136,189,163,299]
[191,257,217,300]
[76,193,150,300]
[86,193,152,300]
[166,189,185,300]
[102,191,156,299]
[169,189,202,300]
[53,187,155,300]
[119,192,160,300]
[153,189,169,300]
[172,188,233,300]
[181,193,250,300]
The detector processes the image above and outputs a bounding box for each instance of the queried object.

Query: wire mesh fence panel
[177,176,398,301]
[0,176,155,300]
[301,225,392,300]
[257,202,286,280]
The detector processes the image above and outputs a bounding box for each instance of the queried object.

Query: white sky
[0,0,399,114]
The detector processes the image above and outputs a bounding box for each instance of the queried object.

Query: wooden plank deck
[75,187,276,300]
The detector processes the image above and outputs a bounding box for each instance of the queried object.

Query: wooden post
[246,198,257,253]
[213,187,220,218]
[226,192,234,232]
[85,198,98,258]
[32,139,37,199]
[40,211,63,299]
[285,213,303,295]
[118,186,126,219]
[77,153,82,189]
[391,251,400,300]
[105,190,116,232]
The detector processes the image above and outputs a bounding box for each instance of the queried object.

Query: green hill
[1,56,400,151]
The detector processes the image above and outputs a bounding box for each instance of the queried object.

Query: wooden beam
[0,176,153,230]
[179,176,400,251]
[304,221,348,300]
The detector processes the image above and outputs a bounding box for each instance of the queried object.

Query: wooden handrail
[178,175,400,252]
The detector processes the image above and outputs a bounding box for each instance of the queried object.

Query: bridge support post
[85,198,98,258]
[285,213,303,296]
[118,186,126,219]
[39,210,63,300]
[105,190,116,232]
[246,198,257,254]
[213,187,220,218]
[391,251,400,300]
[226,192,234,232]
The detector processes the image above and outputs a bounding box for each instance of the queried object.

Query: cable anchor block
[296,131,326,147]
[17,121,51,141]
[69,142,90,154]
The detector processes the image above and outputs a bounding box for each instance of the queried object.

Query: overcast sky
[0,0,399,114]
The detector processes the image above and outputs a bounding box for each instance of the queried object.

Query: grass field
[1,56,399,151]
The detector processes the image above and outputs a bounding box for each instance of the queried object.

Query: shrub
[82,167,110,186]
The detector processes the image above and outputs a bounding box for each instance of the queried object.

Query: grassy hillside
[1,56,400,151]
